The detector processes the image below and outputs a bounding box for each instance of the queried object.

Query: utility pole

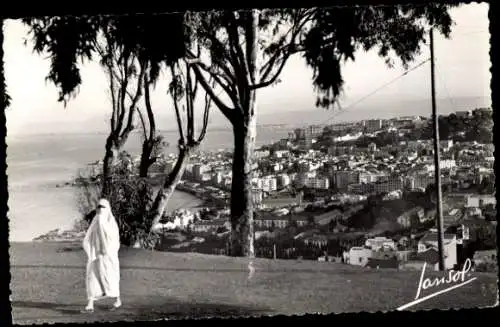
[430,28,446,271]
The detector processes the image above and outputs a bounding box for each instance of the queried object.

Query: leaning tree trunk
[101,135,120,198]
[139,139,155,178]
[230,111,257,257]
[148,146,194,232]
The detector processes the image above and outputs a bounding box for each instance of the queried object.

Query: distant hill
[7,96,491,136]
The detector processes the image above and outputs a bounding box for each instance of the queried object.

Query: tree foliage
[24,5,457,118]
[23,14,188,104]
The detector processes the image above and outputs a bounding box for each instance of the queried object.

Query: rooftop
[415,248,441,264]
[419,232,456,244]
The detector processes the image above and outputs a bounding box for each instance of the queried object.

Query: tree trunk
[230,113,257,257]
[228,9,260,258]
[148,146,193,232]
[139,140,154,178]
[101,136,119,198]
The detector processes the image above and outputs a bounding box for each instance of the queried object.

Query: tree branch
[114,52,130,137]
[187,54,239,107]
[120,58,146,140]
[197,22,238,86]
[256,9,314,87]
[186,65,195,144]
[137,108,148,141]
[251,49,293,89]
[144,71,156,142]
[224,12,249,87]
[170,65,186,145]
[189,62,235,123]
[245,10,259,84]
[197,81,213,143]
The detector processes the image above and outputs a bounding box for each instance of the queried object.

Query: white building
[440,140,453,151]
[364,119,383,132]
[274,150,290,158]
[465,194,496,208]
[212,172,223,186]
[278,174,291,188]
[152,209,195,232]
[417,232,457,270]
[261,176,278,192]
[272,163,284,172]
[304,177,330,189]
[365,237,396,251]
[254,150,270,159]
[348,247,373,266]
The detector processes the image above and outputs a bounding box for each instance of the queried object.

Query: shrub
[475,262,498,273]
[76,151,157,248]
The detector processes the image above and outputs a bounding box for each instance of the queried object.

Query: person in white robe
[82,198,122,312]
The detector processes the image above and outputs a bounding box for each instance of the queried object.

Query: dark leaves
[23,13,189,105]
[22,5,456,114]
[301,4,455,109]
[23,16,102,105]
[168,73,185,101]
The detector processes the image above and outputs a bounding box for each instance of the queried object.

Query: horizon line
[6,106,490,138]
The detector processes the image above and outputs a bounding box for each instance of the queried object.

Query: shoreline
[29,178,207,243]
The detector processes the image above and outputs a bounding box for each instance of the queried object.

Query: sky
[3,3,491,136]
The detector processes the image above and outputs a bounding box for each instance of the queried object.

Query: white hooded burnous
[82,198,122,312]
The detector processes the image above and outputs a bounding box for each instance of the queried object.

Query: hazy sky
[4,3,491,135]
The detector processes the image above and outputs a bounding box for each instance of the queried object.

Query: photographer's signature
[397,258,477,311]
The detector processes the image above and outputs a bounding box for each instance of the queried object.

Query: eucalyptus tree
[22,15,186,198]
[22,14,214,235]
[23,16,145,196]
[181,4,456,256]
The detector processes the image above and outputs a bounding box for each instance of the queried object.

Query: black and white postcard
[3,2,498,324]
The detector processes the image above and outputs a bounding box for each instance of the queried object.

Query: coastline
[28,179,206,243]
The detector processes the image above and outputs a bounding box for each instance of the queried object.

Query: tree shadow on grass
[12,298,273,323]
[12,300,82,315]
[56,246,83,253]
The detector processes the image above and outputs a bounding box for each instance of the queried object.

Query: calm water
[6,127,290,242]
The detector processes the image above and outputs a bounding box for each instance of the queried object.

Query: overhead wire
[321,57,431,125]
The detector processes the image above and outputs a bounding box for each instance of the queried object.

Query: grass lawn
[9,242,498,324]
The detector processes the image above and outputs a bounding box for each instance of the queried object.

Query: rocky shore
[33,228,86,242]
[33,219,89,242]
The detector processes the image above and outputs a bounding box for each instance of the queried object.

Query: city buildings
[117,108,495,268]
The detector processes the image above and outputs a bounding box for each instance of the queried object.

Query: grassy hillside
[10,242,498,325]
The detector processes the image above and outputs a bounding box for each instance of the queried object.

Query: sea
[6,96,491,242]
[6,126,291,242]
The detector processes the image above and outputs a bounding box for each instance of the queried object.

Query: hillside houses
[191,219,231,233]
[416,232,458,270]
[254,212,310,230]
[313,204,364,226]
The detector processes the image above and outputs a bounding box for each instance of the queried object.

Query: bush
[474,262,498,273]
[76,151,157,248]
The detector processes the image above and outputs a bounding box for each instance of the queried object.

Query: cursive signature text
[397,258,477,311]
[415,258,472,300]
